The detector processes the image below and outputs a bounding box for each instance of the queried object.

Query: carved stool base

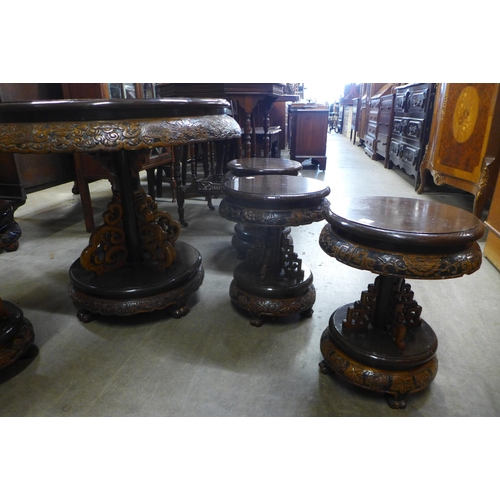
[320,305,439,409]
[69,241,204,323]
[0,301,35,370]
[229,277,315,327]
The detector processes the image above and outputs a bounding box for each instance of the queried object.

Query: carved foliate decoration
[319,223,482,279]
[320,330,438,401]
[80,188,182,275]
[134,190,180,270]
[0,115,241,154]
[80,193,127,275]
[219,198,329,228]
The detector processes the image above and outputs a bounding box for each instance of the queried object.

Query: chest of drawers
[388,83,436,188]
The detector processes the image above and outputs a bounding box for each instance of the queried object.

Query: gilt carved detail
[0,116,241,154]
[319,224,482,279]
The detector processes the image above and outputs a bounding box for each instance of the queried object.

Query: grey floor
[1,131,500,417]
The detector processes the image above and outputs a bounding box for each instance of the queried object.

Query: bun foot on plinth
[319,328,438,409]
[229,279,316,327]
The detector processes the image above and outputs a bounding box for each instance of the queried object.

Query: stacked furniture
[388,83,437,189]
[417,83,500,217]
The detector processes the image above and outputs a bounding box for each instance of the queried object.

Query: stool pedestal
[319,196,484,408]
[220,175,330,326]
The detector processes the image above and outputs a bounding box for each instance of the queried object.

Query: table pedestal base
[69,241,204,323]
[0,301,35,370]
[319,303,439,409]
[230,264,315,326]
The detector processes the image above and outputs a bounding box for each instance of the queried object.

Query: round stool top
[223,175,330,206]
[227,158,302,176]
[326,196,484,247]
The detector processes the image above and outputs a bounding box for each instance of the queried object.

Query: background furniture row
[339,83,500,220]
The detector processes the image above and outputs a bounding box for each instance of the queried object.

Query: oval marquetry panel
[452,85,479,143]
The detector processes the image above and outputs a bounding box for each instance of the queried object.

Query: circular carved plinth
[0,302,35,370]
[229,279,315,327]
[69,241,204,323]
[319,328,438,409]
[329,303,438,370]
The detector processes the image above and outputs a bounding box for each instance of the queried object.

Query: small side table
[318,196,484,408]
[220,175,330,326]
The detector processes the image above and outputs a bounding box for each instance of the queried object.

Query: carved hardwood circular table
[0,98,241,326]
[226,157,303,259]
[318,196,484,408]
[219,175,330,326]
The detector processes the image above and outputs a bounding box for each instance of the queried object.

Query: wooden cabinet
[418,83,500,217]
[388,83,437,189]
[288,104,329,170]
[363,84,395,161]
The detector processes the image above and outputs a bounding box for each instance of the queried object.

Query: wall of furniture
[417,83,500,217]
[364,84,396,161]
[388,83,437,189]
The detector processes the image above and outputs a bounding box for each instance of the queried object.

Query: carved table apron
[0,98,242,331]
[318,196,484,408]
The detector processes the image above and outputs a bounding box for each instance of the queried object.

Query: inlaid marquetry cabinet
[388,83,437,189]
[417,83,500,217]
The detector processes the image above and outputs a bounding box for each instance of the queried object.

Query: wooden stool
[227,158,303,259]
[219,175,330,326]
[318,196,484,408]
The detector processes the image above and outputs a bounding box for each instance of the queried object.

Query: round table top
[0,97,232,122]
[326,196,484,247]
[227,158,302,176]
[223,174,330,205]
[0,98,242,154]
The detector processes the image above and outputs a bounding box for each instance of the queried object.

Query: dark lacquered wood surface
[227,158,302,176]
[0,98,233,122]
[223,175,331,204]
[326,196,484,247]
